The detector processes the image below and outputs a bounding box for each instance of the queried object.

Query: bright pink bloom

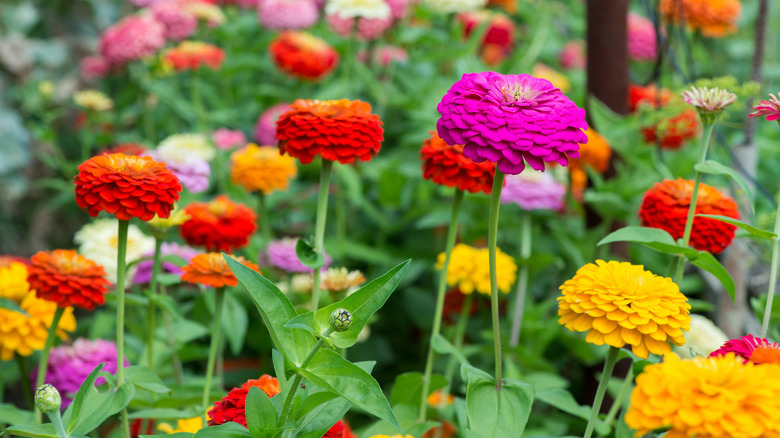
[627,12,657,62]
[559,40,586,70]
[254,103,290,145]
[80,56,111,79]
[385,0,410,19]
[326,14,393,40]
[212,128,247,150]
[99,14,165,66]
[501,170,566,211]
[750,93,780,122]
[258,0,319,30]
[710,334,780,362]
[151,2,198,40]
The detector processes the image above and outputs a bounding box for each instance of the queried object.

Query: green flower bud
[328,308,352,332]
[35,384,61,413]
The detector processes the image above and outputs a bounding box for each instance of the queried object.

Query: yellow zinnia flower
[230,144,298,194]
[73,90,113,111]
[625,353,780,437]
[557,260,690,359]
[0,293,76,361]
[0,262,31,302]
[157,417,204,434]
[149,204,190,232]
[437,244,517,295]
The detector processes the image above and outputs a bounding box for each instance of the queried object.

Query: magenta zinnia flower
[258,0,319,30]
[559,40,586,70]
[99,14,166,66]
[254,103,291,145]
[437,72,588,175]
[262,237,332,273]
[627,12,657,62]
[212,128,247,150]
[133,242,200,284]
[709,334,780,362]
[151,2,198,40]
[501,169,566,211]
[750,93,780,122]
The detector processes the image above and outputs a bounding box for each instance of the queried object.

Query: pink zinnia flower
[559,40,586,70]
[80,56,111,80]
[326,14,393,40]
[627,12,657,62]
[261,237,332,273]
[258,0,319,30]
[710,334,780,362]
[385,0,411,19]
[750,93,780,122]
[501,170,566,211]
[151,2,198,40]
[212,128,247,150]
[99,14,166,66]
[357,45,408,66]
[254,103,291,145]
[437,72,588,175]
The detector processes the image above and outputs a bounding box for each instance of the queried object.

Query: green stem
[419,189,464,422]
[674,123,714,285]
[336,176,347,249]
[34,307,65,423]
[46,409,68,438]
[509,212,532,348]
[115,219,130,438]
[311,160,334,312]
[441,293,475,402]
[279,331,330,425]
[202,288,225,424]
[147,238,163,370]
[258,193,273,247]
[583,346,620,438]
[599,367,633,434]
[761,194,780,338]
[17,356,34,410]
[488,169,506,391]
[161,285,184,385]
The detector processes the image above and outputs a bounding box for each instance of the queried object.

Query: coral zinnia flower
[558,260,691,359]
[27,250,110,310]
[276,99,384,164]
[438,244,517,295]
[74,153,182,221]
[230,144,298,194]
[642,108,700,149]
[710,334,780,363]
[0,292,76,361]
[625,354,780,437]
[628,83,673,112]
[660,0,741,38]
[437,72,588,175]
[420,131,496,194]
[567,128,611,198]
[208,375,280,427]
[181,196,257,252]
[181,252,260,288]
[269,31,339,81]
[639,178,739,254]
[163,41,225,71]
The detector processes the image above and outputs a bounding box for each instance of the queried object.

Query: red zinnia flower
[269,31,339,81]
[102,143,148,156]
[181,252,260,288]
[208,375,281,427]
[27,250,110,310]
[639,178,739,254]
[163,41,225,71]
[74,153,182,221]
[323,420,345,438]
[181,196,257,251]
[641,109,700,149]
[420,131,495,194]
[276,99,384,165]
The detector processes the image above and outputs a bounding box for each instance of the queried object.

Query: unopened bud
[328,308,352,332]
[35,384,61,413]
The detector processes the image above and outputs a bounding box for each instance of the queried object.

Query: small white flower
[157,133,216,162]
[74,219,155,284]
[680,86,737,113]
[325,0,391,20]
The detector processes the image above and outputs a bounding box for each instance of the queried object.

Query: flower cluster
[208,375,281,427]
[99,14,165,68]
[630,84,700,149]
[325,0,393,41]
[437,244,517,295]
[420,131,496,194]
[181,196,257,252]
[230,144,298,194]
[627,12,657,62]
[660,0,742,38]
[457,10,515,65]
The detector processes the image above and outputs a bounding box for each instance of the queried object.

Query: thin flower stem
[509,211,533,347]
[202,287,225,424]
[258,193,273,247]
[191,70,206,129]
[115,219,130,438]
[419,189,464,422]
[674,122,715,285]
[440,292,475,406]
[47,409,68,438]
[311,160,334,312]
[599,366,633,434]
[488,169,506,391]
[161,284,184,385]
[147,237,163,370]
[583,346,620,438]
[760,194,780,338]
[34,306,65,423]
[17,355,34,410]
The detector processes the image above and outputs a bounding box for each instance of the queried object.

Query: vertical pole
[586,0,629,116]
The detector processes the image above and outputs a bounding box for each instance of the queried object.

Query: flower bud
[35,384,61,413]
[328,308,352,332]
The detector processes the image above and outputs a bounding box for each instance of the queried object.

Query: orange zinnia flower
[276,99,384,165]
[163,41,225,71]
[181,196,257,252]
[269,31,339,81]
[420,131,495,194]
[181,252,260,288]
[660,0,741,38]
[27,250,110,310]
[74,153,182,221]
[230,144,298,194]
[568,128,612,199]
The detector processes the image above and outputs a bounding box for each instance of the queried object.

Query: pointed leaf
[67,383,136,436]
[124,365,171,394]
[689,252,736,302]
[598,226,676,247]
[694,160,754,212]
[461,364,534,438]
[193,422,251,438]
[0,297,26,315]
[295,238,325,270]
[431,334,470,366]
[246,387,278,436]
[65,363,104,434]
[4,425,58,438]
[696,214,776,240]
[272,349,291,395]
[288,395,351,438]
[388,372,447,407]
[535,389,591,420]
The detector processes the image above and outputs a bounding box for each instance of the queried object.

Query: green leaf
[0,297,26,315]
[246,387,278,437]
[222,291,249,356]
[0,403,34,426]
[291,392,339,422]
[694,160,754,212]
[288,395,351,438]
[295,238,325,270]
[431,334,470,367]
[461,364,534,438]
[66,383,136,436]
[696,214,776,240]
[388,372,447,407]
[4,424,58,438]
[125,366,171,394]
[129,409,200,420]
[66,363,104,434]
[272,349,291,395]
[224,254,316,365]
[300,349,400,432]
[689,252,736,302]
[598,226,699,258]
[535,389,591,420]
[193,422,251,438]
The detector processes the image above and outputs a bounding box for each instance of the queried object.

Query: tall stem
[279,333,329,425]
[80,115,94,163]
[509,212,533,347]
[441,293,475,402]
[674,122,715,285]
[488,170,506,391]
[583,346,620,438]
[600,366,633,434]
[115,219,130,438]
[34,307,65,423]
[17,356,34,410]
[161,284,184,385]
[202,288,225,424]
[147,237,163,370]
[311,160,334,312]
[761,194,780,338]
[258,193,273,247]
[419,189,464,422]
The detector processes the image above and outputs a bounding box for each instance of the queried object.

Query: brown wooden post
[586,0,629,116]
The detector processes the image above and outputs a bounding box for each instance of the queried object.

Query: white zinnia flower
[423,0,486,14]
[74,219,155,284]
[673,314,728,358]
[325,0,391,20]
[157,133,216,162]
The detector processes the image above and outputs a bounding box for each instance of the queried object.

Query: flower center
[501,82,547,105]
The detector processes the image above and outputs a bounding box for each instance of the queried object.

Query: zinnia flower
[158,417,204,434]
[269,31,339,81]
[642,108,700,149]
[74,153,182,221]
[559,40,586,70]
[627,12,658,62]
[457,10,515,49]
[181,196,257,251]
[625,354,780,437]
[501,169,566,211]
[568,127,612,198]
[325,0,393,41]
[321,267,365,293]
[74,219,156,284]
[99,14,166,67]
[258,0,319,30]
[709,334,780,362]
[385,0,410,19]
[163,41,225,71]
[208,375,281,426]
[102,143,148,156]
[748,345,780,364]
[212,128,247,150]
[357,45,408,66]
[673,314,727,358]
[133,242,200,284]
[158,133,216,162]
[145,149,210,194]
[558,260,690,359]
[73,90,113,112]
[629,83,673,111]
[148,204,191,233]
[255,103,290,145]
[80,56,111,80]
[151,2,198,40]
[437,243,517,295]
[0,261,32,302]
[27,250,109,310]
[182,1,227,26]
[427,390,454,407]
[639,178,739,254]
[181,252,260,288]
[750,93,780,123]
[276,99,384,164]
[420,131,496,194]
[262,237,332,273]
[660,0,741,38]
[230,144,298,194]
[681,85,737,119]
[436,72,588,175]
[423,0,486,14]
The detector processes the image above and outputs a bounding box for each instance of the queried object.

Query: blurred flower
[625,354,780,437]
[0,35,33,75]
[163,41,225,71]
[422,422,457,438]
[750,93,780,123]
[212,128,247,150]
[181,252,260,288]
[627,12,657,62]
[182,1,227,26]
[487,0,516,13]
[145,149,210,194]
[255,103,290,145]
[639,178,739,254]
[151,2,198,40]
[660,0,741,38]
[681,85,737,121]
[531,63,570,92]
[269,31,339,80]
[323,420,351,438]
[74,154,182,221]
[567,127,611,199]
[73,90,113,111]
[230,144,298,194]
[385,0,410,19]
[27,250,109,311]
[258,0,319,30]
[357,45,408,66]
[291,273,314,292]
[181,196,257,251]
[558,260,690,359]
[148,204,191,232]
[559,40,586,70]
[262,237,332,273]
[749,345,780,364]
[158,133,216,162]
[325,0,391,19]
[158,417,204,434]
[99,14,165,67]
[277,99,384,164]
[642,108,700,149]
[326,13,393,41]
[208,375,280,427]
[0,262,31,302]
[321,267,365,293]
[420,131,496,194]
[437,72,588,175]
[80,56,111,80]
[710,334,780,363]
[427,389,454,407]
[423,0,486,14]
[457,9,515,48]
[74,219,156,284]
[438,244,517,295]
[501,169,566,211]
[102,143,148,156]
[628,83,672,111]
[133,242,199,284]
[128,0,173,5]
[674,314,727,358]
